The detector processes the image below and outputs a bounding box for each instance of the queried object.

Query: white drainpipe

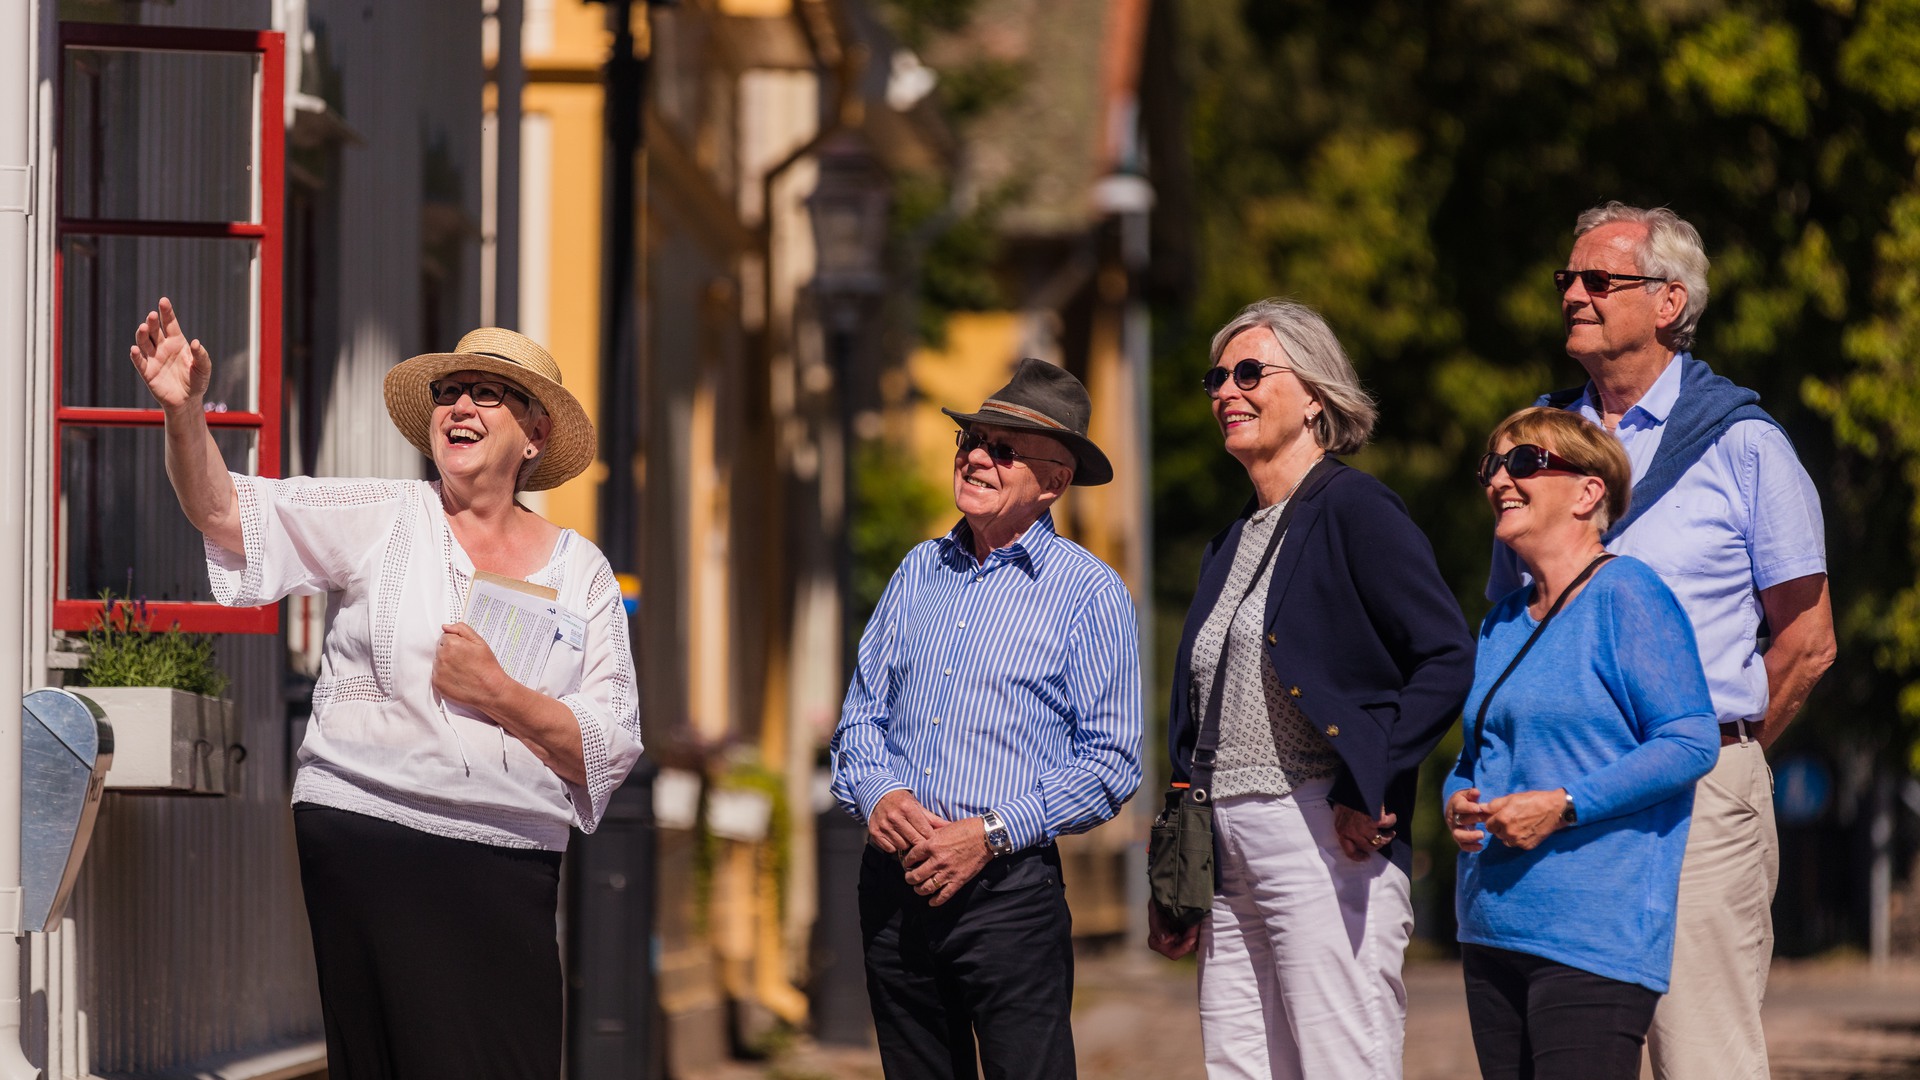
[0,0,41,1074]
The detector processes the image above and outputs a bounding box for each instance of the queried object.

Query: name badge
[555,609,588,651]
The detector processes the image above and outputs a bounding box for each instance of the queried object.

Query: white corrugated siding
[40,0,488,1072]
[64,634,316,1077]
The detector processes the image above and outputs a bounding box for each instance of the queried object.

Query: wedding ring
[1370,834,1389,847]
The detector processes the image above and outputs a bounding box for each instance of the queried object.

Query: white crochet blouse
[206,474,643,850]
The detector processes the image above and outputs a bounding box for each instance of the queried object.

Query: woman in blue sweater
[1446,407,1719,1080]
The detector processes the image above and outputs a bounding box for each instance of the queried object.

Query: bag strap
[1187,457,1332,805]
[1467,552,1615,768]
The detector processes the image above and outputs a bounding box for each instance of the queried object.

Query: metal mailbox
[22,688,114,933]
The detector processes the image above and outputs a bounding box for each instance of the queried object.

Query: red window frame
[54,24,284,634]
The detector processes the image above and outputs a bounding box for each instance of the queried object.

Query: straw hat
[941,358,1113,486]
[383,328,595,492]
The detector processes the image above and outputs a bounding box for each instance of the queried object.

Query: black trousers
[858,844,1076,1080]
[1462,943,1662,1080]
[294,804,565,1080]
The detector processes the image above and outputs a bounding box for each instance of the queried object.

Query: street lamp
[804,126,890,1049]
[808,130,892,319]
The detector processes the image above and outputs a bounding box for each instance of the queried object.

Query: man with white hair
[831,359,1142,1079]
[1489,202,1836,1079]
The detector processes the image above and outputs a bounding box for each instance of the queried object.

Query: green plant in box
[75,591,229,698]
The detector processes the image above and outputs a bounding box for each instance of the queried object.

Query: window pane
[61,426,257,605]
[62,235,255,410]
[61,47,257,224]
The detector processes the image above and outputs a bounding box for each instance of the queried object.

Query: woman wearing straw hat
[130,297,642,1079]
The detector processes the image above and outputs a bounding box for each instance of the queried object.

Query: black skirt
[293,803,564,1080]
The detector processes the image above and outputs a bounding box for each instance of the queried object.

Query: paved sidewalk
[707,948,1920,1079]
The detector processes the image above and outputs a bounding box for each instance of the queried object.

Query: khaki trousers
[1646,740,1778,1080]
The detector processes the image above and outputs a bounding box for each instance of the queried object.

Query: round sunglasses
[1202,359,1294,398]
[1477,444,1592,486]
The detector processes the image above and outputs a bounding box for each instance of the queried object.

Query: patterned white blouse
[206,474,643,850]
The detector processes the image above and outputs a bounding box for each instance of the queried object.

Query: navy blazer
[1167,459,1475,875]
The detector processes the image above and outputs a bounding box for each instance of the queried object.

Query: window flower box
[74,687,237,795]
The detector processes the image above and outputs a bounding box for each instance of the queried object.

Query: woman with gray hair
[1148,298,1474,1077]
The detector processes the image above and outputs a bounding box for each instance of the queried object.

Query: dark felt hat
[941,358,1113,486]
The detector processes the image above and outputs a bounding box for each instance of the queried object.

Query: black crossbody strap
[1188,458,1332,804]
[1468,552,1615,768]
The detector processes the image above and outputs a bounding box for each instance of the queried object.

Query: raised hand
[129,297,212,411]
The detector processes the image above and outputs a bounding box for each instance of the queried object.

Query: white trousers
[1199,782,1412,1080]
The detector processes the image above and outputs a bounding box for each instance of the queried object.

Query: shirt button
[974,574,984,582]
[1325,724,1339,737]
[923,767,933,776]
[932,716,942,725]
[944,667,953,676]
[957,620,966,629]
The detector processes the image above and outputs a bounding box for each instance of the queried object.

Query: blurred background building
[3,0,1916,1077]
[3,0,1164,1076]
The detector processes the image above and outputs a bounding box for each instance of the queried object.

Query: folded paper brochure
[462,570,560,687]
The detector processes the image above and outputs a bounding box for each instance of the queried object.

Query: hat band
[980,399,1072,433]
[468,348,559,379]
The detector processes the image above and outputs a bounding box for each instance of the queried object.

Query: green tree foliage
[1160,0,1920,913]
[851,437,953,633]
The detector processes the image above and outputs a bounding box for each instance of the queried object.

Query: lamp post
[804,127,891,1047]
[571,2,659,1077]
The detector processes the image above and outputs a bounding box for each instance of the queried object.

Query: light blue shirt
[1447,557,1720,991]
[1489,355,1828,724]
[830,512,1144,851]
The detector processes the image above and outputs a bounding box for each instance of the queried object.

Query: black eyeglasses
[429,378,531,409]
[1477,444,1592,486]
[1553,269,1667,295]
[1202,359,1294,397]
[956,429,1073,470]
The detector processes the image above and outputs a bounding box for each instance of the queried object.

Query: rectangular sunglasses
[1477,444,1591,486]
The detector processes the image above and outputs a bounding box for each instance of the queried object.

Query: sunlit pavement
[703,948,1920,1079]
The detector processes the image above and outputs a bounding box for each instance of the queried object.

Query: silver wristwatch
[982,809,1014,856]
[1560,791,1578,826]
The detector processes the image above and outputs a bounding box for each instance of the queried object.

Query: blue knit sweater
[1444,557,1718,991]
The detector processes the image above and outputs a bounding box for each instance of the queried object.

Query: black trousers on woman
[858,844,1076,1080]
[294,804,564,1080]
[1462,943,1662,1080]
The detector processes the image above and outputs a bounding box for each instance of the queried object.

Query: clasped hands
[1447,787,1568,852]
[869,789,990,908]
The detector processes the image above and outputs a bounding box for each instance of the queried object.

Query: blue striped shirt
[830,512,1144,851]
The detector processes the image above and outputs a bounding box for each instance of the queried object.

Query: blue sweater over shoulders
[1444,556,1718,992]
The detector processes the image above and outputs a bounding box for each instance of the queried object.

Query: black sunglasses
[429,378,531,409]
[956,429,1073,470]
[1553,268,1667,295]
[1477,444,1592,486]
[1202,358,1294,397]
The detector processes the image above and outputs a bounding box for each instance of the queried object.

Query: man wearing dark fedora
[830,358,1143,1079]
